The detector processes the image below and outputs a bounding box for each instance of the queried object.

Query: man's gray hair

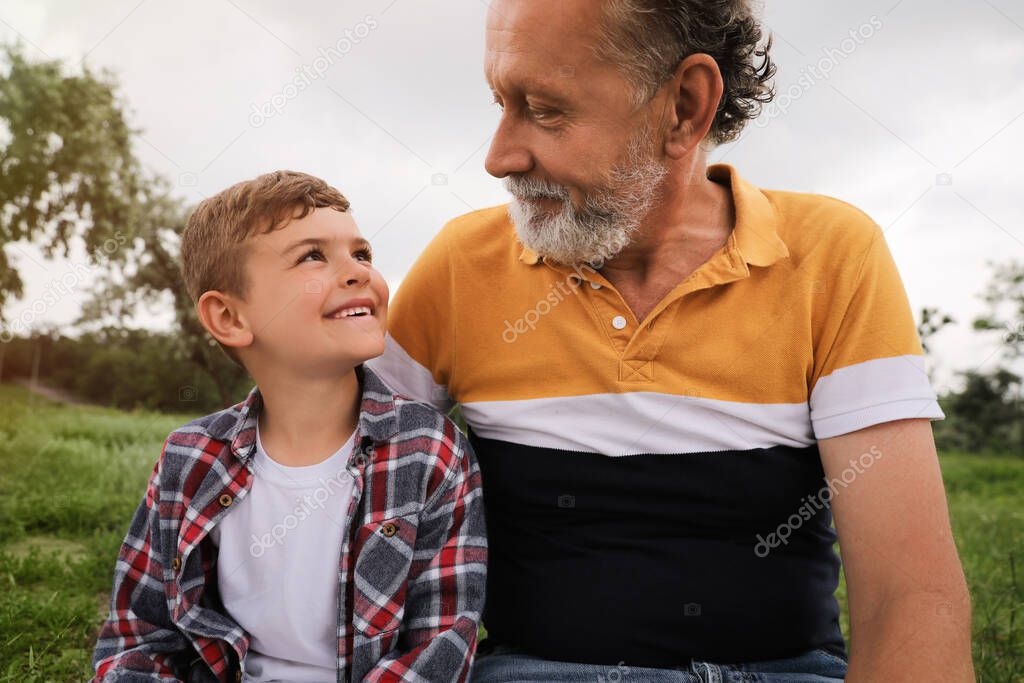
[597,0,776,145]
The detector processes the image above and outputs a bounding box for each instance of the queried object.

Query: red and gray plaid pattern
[93,365,487,683]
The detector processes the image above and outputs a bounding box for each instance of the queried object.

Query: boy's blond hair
[180,170,351,366]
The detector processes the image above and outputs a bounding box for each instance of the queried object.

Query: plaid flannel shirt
[93,365,487,683]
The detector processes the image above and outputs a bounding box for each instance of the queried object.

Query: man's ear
[196,290,254,351]
[661,53,724,159]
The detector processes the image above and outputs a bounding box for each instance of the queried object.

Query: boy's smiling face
[221,207,389,378]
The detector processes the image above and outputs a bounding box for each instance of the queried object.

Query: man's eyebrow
[489,80,573,105]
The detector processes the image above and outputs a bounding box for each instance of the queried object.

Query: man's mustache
[505,176,571,201]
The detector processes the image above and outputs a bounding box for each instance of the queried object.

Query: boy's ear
[196,290,254,351]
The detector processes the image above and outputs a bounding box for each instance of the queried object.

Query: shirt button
[172,556,182,571]
[218,494,233,507]
[353,453,369,467]
[381,523,398,537]
[611,315,627,330]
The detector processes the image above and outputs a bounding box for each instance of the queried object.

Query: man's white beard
[505,130,667,267]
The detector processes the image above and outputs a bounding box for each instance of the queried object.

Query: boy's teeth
[332,306,371,318]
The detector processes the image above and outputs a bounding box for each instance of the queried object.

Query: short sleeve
[367,226,455,412]
[809,224,944,439]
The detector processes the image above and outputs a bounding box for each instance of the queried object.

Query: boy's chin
[337,337,387,364]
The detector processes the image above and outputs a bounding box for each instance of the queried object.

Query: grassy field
[0,383,1021,682]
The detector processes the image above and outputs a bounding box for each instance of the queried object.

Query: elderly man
[368,0,974,681]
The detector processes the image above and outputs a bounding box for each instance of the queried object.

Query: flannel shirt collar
[210,364,400,462]
[517,163,790,269]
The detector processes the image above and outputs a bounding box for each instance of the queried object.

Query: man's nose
[484,116,533,178]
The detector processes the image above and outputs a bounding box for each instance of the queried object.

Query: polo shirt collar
[516,164,789,268]
[708,163,789,267]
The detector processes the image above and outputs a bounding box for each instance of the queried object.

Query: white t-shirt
[210,423,358,683]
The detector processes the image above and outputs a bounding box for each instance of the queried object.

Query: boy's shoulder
[160,388,259,471]
[362,367,470,472]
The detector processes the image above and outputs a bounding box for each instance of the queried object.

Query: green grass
[0,384,195,682]
[0,383,1021,681]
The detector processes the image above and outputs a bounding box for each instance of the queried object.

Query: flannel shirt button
[381,522,398,537]
[172,556,181,571]
[353,453,369,467]
[235,670,242,683]
[219,493,233,507]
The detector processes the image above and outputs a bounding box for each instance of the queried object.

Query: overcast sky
[2,0,1023,392]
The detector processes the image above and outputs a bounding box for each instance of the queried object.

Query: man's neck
[600,161,735,322]
[253,367,362,467]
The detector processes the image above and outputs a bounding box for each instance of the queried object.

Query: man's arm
[363,423,488,683]
[819,418,973,682]
[93,444,191,682]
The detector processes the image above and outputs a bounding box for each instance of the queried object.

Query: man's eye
[354,248,373,263]
[298,247,325,263]
[529,108,558,123]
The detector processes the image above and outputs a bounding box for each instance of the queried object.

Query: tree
[973,260,1024,362]
[78,185,249,408]
[0,43,142,316]
[943,368,1022,455]
[1,43,248,408]
[918,306,955,356]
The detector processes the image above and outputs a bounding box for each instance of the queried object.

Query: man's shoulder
[438,203,520,260]
[404,203,520,284]
[764,188,882,258]
[440,203,512,238]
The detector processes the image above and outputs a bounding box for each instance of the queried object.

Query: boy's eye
[354,248,373,263]
[298,247,326,264]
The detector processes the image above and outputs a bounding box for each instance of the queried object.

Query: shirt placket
[335,433,373,682]
[546,244,754,384]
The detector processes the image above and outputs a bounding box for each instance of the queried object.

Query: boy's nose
[338,263,370,288]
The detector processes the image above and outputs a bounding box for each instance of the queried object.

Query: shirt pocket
[352,513,419,636]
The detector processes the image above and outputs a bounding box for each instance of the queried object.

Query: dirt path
[12,377,86,406]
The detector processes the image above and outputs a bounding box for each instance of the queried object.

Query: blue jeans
[470,645,848,682]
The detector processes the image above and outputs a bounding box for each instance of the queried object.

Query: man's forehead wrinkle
[486,44,581,94]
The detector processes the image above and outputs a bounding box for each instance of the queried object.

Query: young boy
[93,171,487,683]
